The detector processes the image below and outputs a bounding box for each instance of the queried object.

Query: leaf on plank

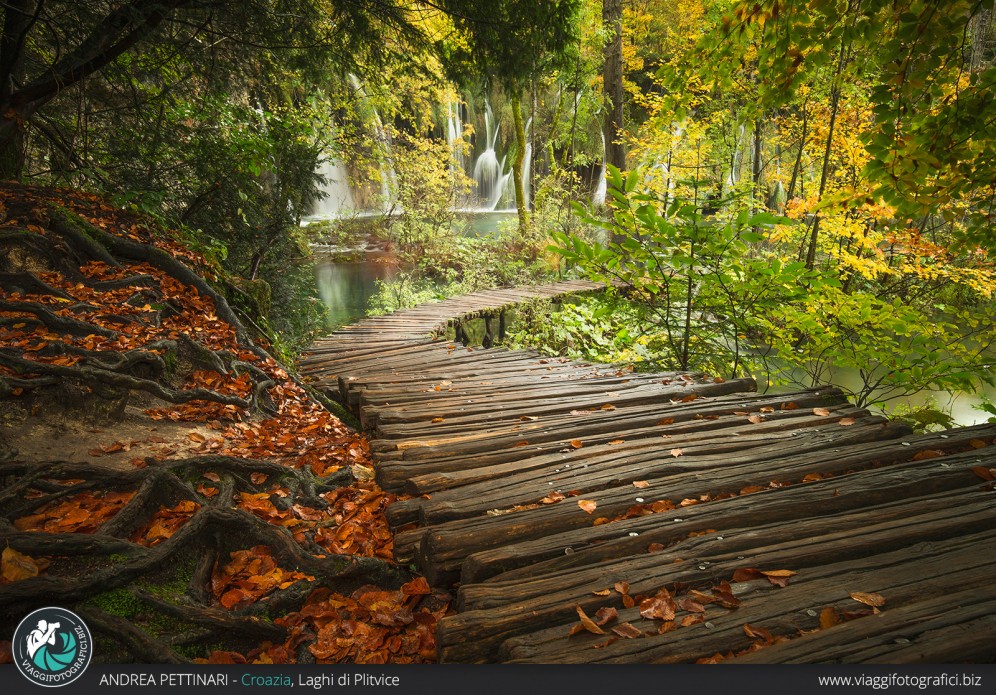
[819,606,840,629]
[569,605,606,636]
[611,622,643,638]
[593,607,618,626]
[849,591,886,607]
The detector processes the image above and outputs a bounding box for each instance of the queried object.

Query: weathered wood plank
[436,484,996,662]
[500,530,996,663]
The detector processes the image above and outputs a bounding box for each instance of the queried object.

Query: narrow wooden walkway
[300,281,996,664]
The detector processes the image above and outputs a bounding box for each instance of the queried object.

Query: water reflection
[315,258,397,328]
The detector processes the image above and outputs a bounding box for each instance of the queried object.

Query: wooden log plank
[413,413,889,526]
[404,420,915,577]
[459,440,996,583]
[369,378,756,429]
[435,488,996,662]
[374,390,855,487]
[500,530,996,663]
[730,587,996,664]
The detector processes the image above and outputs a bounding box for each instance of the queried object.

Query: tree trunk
[752,116,763,214]
[0,0,35,179]
[602,0,625,171]
[0,0,189,179]
[804,42,847,270]
[511,93,530,233]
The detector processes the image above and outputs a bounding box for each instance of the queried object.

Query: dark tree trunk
[602,0,625,172]
[0,0,36,179]
[0,0,189,179]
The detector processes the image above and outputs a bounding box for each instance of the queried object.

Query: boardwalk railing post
[483,313,495,349]
[498,310,506,343]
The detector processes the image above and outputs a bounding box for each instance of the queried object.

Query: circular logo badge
[12,607,92,687]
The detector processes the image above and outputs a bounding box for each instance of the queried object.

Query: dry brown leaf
[1,546,40,582]
[578,499,597,514]
[639,597,676,621]
[570,439,583,449]
[838,417,856,426]
[747,414,764,424]
[633,480,650,488]
[611,622,643,638]
[912,449,944,461]
[670,448,683,458]
[849,591,886,607]
[573,605,606,635]
[677,596,706,613]
[592,588,611,596]
[971,466,995,482]
[431,417,445,423]
[608,439,625,445]
[594,607,618,626]
[969,438,988,449]
[819,606,840,629]
[656,418,674,426]
[813,407,831,416]
[614,581,630,596]
[743,623,774,643]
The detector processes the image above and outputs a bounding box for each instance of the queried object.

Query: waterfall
[471,104,508,209]
[446,99,465,173]
[593,131,607,206]
[313,157,355,218]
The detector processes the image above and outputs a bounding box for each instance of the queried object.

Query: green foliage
[685,0,996,251]
[549,164,996,409]
[973,397,996,424]
[505,296,646,363]
[887,399,958,433]
[761,290,996,407]
[553,165,812,377]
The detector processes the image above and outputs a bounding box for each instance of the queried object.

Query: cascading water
[593,131,607,206]
[446,99,465,173]
[472,104,509,210]
[312,154,355,218]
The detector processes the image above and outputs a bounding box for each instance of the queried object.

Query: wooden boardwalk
[300,281,996,664]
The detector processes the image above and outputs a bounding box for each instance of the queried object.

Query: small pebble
[806,609,817,617]
[635,497,645,503]
[704,622,715,629]
[716,536,724,540]
[698,564,707,570]
[894,637,910,644]
[673,518,683,522]
[628,532,639,537]
[564,547,574,555]
[737,556,745,560]
[901,442,911,446]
